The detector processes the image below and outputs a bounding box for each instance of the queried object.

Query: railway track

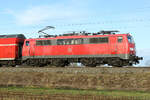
[0,66,150,74]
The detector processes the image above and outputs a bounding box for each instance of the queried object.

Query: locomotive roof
[27,33,130,41]
[0,34,26,39]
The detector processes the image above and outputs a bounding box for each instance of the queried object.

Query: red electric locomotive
[0,27,142,67]
[21,30,142,67]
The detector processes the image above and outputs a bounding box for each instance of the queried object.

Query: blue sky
[0,0,150,66]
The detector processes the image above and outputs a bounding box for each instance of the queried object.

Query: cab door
[24,40,30,57]
[29,40,35,57]
[24,40,35,58]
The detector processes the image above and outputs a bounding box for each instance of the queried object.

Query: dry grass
[0,72,150,91]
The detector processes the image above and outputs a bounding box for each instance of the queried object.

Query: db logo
[68,48,72,52]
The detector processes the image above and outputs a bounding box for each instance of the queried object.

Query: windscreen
[127,36,134,43]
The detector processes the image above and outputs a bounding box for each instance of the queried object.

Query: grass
[0,72,150,99]
[1,72,150,91]
[0,86,150,98]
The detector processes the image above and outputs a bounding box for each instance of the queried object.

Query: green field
[1,86,150,98]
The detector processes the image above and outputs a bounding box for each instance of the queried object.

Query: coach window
[118,36,123,43]
[26,41,30,46]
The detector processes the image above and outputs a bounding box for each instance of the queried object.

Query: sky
[0,0,150,66]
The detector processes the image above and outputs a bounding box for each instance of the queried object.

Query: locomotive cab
[126,34,143,65]
[127,35,136,55]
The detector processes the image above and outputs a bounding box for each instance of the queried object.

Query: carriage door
[18,42,24,58]
[109,36,118,55]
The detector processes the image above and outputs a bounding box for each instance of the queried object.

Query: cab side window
[118,36,123,43]
[26,41,30,46]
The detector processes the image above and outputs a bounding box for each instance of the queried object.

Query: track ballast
[0,66,149,74]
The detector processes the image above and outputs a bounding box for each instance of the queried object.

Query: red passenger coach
[0,34,26,66]
[22,31,142,67]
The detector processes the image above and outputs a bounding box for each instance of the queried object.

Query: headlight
[130,48,134,51]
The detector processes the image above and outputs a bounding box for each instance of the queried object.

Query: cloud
[137,48,150,56]
[137,48,150,66]
[15,6,51,25]
[7,1,89,25]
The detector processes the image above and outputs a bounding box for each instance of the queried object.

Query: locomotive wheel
[8,61,16,67]
[52,59,67,67]
[129,63,133,66]
[86,64,97,67]
[11,65,16,67]
[110,59,123,67]
[37,64,46,67]
[81,58,97,67]
[112,64,123,67]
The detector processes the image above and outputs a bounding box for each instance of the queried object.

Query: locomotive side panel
[22,35,129,59]
[23,37,110,58]
[25,35,127,58]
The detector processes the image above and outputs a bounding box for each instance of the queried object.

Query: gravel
[0,67,150,74]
